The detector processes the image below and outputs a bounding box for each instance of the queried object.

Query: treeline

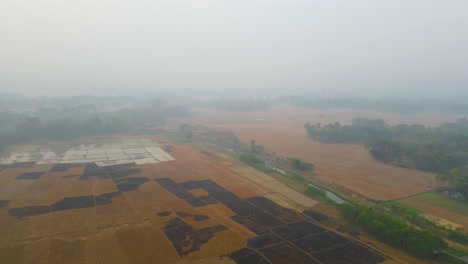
[0,114,129,152]
[339,203,447,259]
[283,96,468,115]
[239,153,307,182]
[289,158,314,171]
[304,118,468,198]
[205,99,270,112]
[304,118,389,144]
[0,96,189,152]
[239,153,265,168]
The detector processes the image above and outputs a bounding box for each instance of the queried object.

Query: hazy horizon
[1,0,467,97]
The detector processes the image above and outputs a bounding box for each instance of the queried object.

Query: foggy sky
[1,0,467,97]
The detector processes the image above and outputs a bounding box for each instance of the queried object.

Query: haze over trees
[305,117,468,200]
[0,94,189,152]
[283,96,468,115]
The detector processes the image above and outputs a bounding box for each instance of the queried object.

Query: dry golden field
[0,139,398,263]
[168,105,464,201]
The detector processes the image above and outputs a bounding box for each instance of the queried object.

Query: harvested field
[49,208,97,235]
[167,105,450,200]
[413,192,468,216]
[115,224,180,263]
[420,214,464,231]
[400,197,468,232]
[85,229,129,264]
[0,139,398,263]
[48,237,85,264]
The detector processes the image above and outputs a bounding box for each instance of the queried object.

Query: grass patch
[305,185,339,205]
[384,201,421,215]
[415,193,468,216]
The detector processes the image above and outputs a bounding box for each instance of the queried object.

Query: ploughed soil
[167,105,458,200]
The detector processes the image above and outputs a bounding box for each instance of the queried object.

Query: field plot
[0,140,392,263]
[85,229,129,264]
[0,139,173,167]
[413,192,468,216]
[168,105,447,200]
[400,196,468,232]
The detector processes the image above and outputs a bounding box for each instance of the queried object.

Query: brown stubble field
[0,142,313,263]
[167,105,465,201]
[0,148,245,263]
[399,197,468,232]
[167,105,468,237]
[0,139,405,263]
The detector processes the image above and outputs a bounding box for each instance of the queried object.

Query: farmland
[167,105,468,241]
[168,105,464,201]
[399,196,468,231]
[0,137,395,263]
[413,193,468,216]
[0,102,464,263]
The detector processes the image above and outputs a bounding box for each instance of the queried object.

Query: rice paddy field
[168,105,463,201]
[399,193,468,231]
[0,137,397,263]
[166,105,467,236]
[413,193,468,216]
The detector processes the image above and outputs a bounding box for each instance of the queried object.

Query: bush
[290,158,314,171]
[339,203,447,259]
[448,231,468,245]
[239,153,264,166]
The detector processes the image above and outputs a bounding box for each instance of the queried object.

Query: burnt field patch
[175,211,210,222]
[302,209,330,222]
[114,177,148,192]
[158,211,171,217]
[61,174,80,179]
[9,191,123,218]
[209,191,240,203]
[95,191,122,206]
[162,217,228,256]
[223,199,263,217]
[9,205,51,218]
[16,171,46,180]
[268,207,304,223]
[0,200,10,208]
[230,215,271,235]
[293,231,349,253]
[153,178,389,263]
[258,242,320,264]
[311,242,386,264]
[106,168,141,179]
[246,233,284,250]
[246,196,281,211]
[272,220,325,241]
[244,212,284,228]
[101,163,135,172]
[49,163,82,172]
[179,179,227,193]
[9,162,35,168]
[79,163,108,180]
[198,195,218,205]
[0,164,8,172]
[228,248,270,264]
[9,195,98,218]
[156,178,194,199]
[184,197,206,207]
[51,195,95,211]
